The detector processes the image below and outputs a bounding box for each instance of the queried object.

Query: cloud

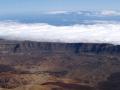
[0,21,120,45]
[99,10,120,16]
[45,11,70,14]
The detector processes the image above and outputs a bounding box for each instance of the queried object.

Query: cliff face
[0,40,120,55]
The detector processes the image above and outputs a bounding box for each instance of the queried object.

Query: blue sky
[0,0,119,15]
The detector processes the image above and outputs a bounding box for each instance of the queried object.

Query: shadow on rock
[97,72,120,90]
[41,82,95,90]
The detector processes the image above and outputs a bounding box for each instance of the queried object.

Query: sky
[0,0,119,15]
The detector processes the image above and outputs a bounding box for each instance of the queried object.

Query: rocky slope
[0,39,120,90]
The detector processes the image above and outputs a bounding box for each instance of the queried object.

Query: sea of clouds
[0,21,120,45]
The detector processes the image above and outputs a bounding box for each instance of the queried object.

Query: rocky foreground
[0,39,120,90]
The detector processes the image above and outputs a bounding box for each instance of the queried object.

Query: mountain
[0,39,120,90]
[1,11,120,25]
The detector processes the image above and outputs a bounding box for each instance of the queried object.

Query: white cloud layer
[0,21,120,45]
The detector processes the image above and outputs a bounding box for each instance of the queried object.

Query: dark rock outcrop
[41,82,95,90]
[98,72,120,90]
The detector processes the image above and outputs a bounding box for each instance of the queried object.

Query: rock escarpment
[0,40,120,55]
[0,39,120,90]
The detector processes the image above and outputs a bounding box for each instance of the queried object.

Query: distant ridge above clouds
[1,10,120,25]
[45,10,120,16]
[0,10,120,26]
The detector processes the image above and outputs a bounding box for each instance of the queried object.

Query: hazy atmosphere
[0,1,120,90]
